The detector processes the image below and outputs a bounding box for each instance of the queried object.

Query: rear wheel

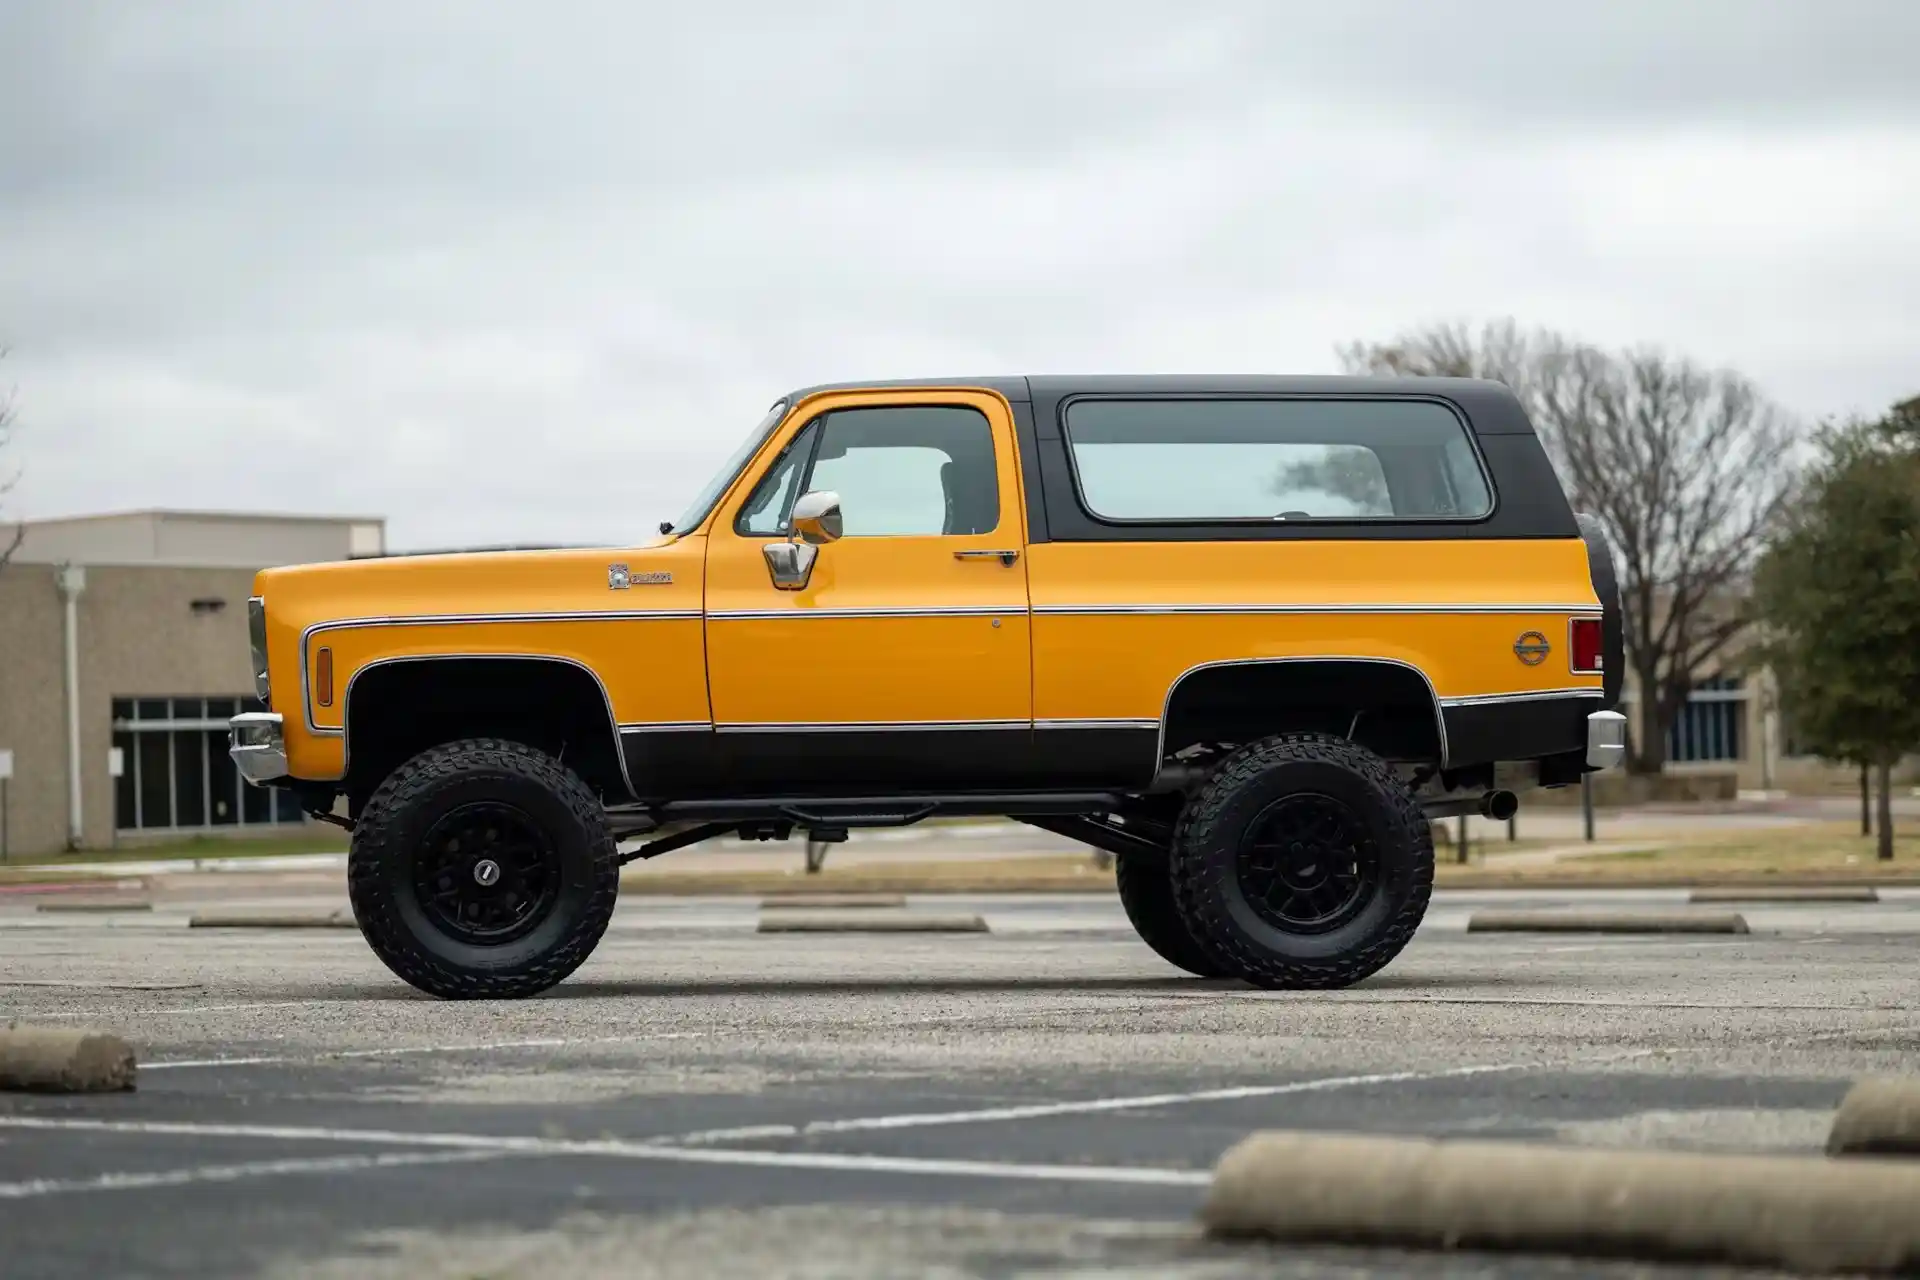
[348,738,618,999]
[1170,733,1432,989]
[1114,847,1223,978]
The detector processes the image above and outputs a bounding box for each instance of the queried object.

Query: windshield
[668,400,790,535]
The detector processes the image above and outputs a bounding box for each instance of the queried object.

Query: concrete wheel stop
[757,909,987,934]
[1690,886,1879,903]
[1203,1128,1920,1274]
[188,907,355,929]
[1466,910,1749,934]
[0,1024,137,1093]
[35,897,154,913]
[1828,1077,1920,1156]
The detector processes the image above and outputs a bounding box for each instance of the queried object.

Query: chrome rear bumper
[1586,709,1627,770]
[229,711,288,785]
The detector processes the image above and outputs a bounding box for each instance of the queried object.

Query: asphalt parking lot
[2,881,1917,1279]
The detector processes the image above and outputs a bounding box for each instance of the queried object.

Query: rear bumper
[1586,709,1627,770]
[229,711,289,785]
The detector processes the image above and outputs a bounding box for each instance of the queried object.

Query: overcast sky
[3,0,1916,549]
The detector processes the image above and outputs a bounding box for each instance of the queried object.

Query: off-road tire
[1170,733,1433,989]
[1114,848,1223,978]
[348,738,619,1000]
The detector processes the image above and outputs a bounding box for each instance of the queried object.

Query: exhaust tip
[1479,790,1519,822]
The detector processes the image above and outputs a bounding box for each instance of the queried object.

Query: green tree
[1753,402,1920,860]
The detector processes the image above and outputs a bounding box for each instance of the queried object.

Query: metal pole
[1,779,8,862]
[1456,813,1469,864]
[1507,814,1516,842]
[1581,772,1595,842]
[56,564,87,851]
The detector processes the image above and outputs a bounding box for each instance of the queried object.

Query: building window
[112,698,304,833]
[1666,675,1745,763]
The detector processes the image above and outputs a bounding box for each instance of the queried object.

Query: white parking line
[667,1061,1543,1145]
[145,1032,709,1070]
[0,1117,1209,1189]
[0,1150,506,1199]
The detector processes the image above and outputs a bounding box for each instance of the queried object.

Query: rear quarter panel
[1027,538,1604,726]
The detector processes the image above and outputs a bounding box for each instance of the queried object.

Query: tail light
[1570,617,1603,674]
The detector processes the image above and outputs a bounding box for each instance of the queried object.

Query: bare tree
[0,350,21,570]
[1341,321,1799,773]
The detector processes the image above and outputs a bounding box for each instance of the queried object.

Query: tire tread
[347,738,618,1000]
[1170,732,1433,989]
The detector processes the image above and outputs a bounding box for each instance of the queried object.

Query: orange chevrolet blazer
[231,375,1625,998]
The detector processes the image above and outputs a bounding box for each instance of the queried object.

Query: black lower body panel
[1442,695,1603,770]
[620,724,1158,802]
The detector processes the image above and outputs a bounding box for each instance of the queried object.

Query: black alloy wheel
[412,801,562,945]
[1234,793,1377,935]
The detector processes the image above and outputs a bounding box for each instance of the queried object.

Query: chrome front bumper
[1586,709,1628,770]
[229,711,289,785]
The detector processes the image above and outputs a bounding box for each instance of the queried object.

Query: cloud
[1,0,1916,547]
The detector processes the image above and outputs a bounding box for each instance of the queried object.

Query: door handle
[954,549,1020,566]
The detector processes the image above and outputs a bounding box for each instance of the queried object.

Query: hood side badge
[610,564,671,589]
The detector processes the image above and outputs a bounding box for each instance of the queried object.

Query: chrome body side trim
[707,605,1024,622]
[712,719,1030,735]
[1034,717,1160,732]
[333,653,639,800]
[1156,656,1451,770]
[228,711,288,786]
[1586,709,1628,770]
[298,609,700,734]
[1033,602,1603,617]
[618,721,715,733]
[1438,688,1606,709]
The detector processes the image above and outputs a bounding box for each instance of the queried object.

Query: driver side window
[735,405,1000,538]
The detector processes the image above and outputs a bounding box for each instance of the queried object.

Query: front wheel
[1170,733,1433,989]
[348,738,619,999]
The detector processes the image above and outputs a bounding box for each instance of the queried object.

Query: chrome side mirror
[789,490,843,546]
[763,540,818,591]
[761,491,840,590]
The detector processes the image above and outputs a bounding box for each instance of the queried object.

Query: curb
[35,899,154,914]
[1204,1130,1920,1275]
[760,893,908,910]
[1829,1078,1920,1156]
[188,908,355,929]
[0,1025,137,1094]
[1466,910,1748,935]
[756,910,989,934]
[1690,886,1879,903]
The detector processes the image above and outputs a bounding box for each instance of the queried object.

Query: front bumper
[229,711,289,785]
[1586,709,1628,770]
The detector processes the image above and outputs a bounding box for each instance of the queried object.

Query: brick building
[0,510,384,858]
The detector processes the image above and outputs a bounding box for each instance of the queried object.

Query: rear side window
[1062,398,1493,523]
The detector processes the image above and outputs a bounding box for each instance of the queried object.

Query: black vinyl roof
[778,375,1538,436]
